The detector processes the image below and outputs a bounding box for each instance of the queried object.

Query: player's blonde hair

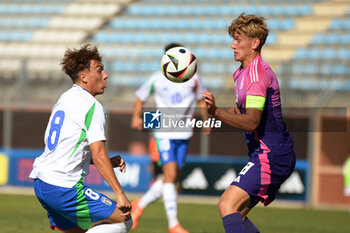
[228,13,269,51]
[61,44,102,81]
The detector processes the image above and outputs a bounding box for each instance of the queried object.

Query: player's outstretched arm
[131,98,144,131]
[201,91,262,132]
[90,141,131,215]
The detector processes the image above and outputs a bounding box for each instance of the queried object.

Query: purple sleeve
[245,64,270,98]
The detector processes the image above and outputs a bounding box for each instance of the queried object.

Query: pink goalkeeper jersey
[233,56,294,155]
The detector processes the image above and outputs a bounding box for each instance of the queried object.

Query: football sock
[222,212,246,233]
[138,178,163,209]
[162,182,179,228]
[243,217,260,233]
[86,219,133,233]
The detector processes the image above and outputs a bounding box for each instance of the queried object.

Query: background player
[202,13,295,233]
[130,43,210,233]
[29,44,132,233]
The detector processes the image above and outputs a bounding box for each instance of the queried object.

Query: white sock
[86,219,133,233]
[162,182,178,228]
[138,178,163,209]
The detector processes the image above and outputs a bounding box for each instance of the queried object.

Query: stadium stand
[0,0,349,108]
[0,0,132,105]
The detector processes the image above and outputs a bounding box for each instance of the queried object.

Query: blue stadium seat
[290,77,317,91]
[0,4,67,14]
[0,0,345,93]
[294,48,350,60]
[112,61,158,72]
[0,17,50,28]
[338,49,350,59]
[110,76,148,87]
[126,4,313,16]
[333,64,348,75]
[330,18,343,29]
[308,49,322,59]
[266,33,278,44]
[93,30,247,44]
[0,30,33,41]
[268,18,295,30]
[340,33,350,44]
[108,18,233,30]
[294,48,308,59]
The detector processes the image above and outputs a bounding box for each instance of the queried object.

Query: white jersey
[135,71,205,140]
[29,84,106,188]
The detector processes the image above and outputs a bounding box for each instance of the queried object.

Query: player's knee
[218,199,229,216]
[218,198,240,217]
[163,171,178,183]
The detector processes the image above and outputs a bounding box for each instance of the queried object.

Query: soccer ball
[160,46,197,83]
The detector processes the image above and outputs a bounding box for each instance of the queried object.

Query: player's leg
[219,153,265,233]
[34,178,132,233]
[161,139,189,233]
[240,207,259,233]
[130,177,163,229]
[85,189,132,233]
[131,138,164,229]
[140,173,164,207]
[218,185,251,233]
[87,218,133,233]
[76,184,132,232]
[137,156,164,209]
[33,179,87,232]
[162,161,180,228]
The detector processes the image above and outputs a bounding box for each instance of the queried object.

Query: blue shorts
[231,151,295,208]
[34,179,116,230]
[156,138,189,168]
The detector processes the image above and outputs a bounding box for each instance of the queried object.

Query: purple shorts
[231,150,295,208]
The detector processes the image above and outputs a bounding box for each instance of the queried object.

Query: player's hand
[116,192,132,217]
[201,91,217,116]
[131,116,143,131]
[110,155,126,173]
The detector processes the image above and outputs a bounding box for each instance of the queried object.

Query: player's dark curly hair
[228,13,269,51]
[61,44,102,82]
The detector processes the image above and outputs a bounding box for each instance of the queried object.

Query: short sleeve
[86,102,106,144]
[193,73,206,100]
[246,63,270,98]
[135,72,158,102]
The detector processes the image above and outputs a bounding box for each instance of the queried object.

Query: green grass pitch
[0,193,349,233]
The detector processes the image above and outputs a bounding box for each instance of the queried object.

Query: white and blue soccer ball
[160,46,197,83]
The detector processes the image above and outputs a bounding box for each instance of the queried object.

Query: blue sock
[222,212,246,233]
[243,217,260,233]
